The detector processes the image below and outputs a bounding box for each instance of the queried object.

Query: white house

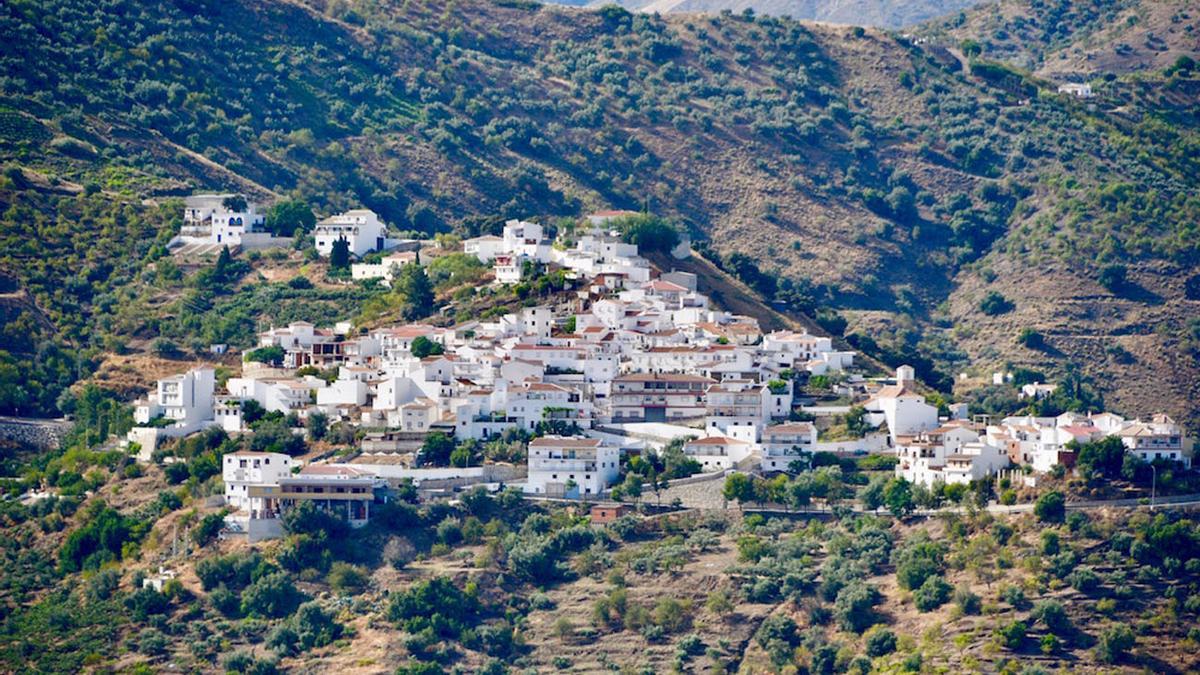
[463,234,505,262]
[760,422,817,472]
[181,194,266,244]
[1018,382,1058,400]
[1117,414,1190,467]
[525,436,620,498]
[1057,83,1094,98]
[682,435,755,471]
[134,367,216,428]
[223,451,294,511]
[494,253,527,285]
[894,423,982,487]
[229,464,387,541]
[864,367,938,443]
[502,219,551,261]
[942,442,1010,485]
[315,209,388,258]
[127,367,218,458]
[351,251,419,283]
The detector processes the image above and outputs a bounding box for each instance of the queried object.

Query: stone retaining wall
[0,417,72,450]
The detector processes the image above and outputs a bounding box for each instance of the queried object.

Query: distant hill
[554,0,987,28]
[922,0,1200,77]
[1,0,1199,429]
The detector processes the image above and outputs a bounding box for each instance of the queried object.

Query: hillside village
[120,196,1195,543]
[4,0,1200,668]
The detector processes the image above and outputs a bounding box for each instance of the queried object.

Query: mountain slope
[924,0,1200,77]
[573,0,986,29]
[1,0,1199,427]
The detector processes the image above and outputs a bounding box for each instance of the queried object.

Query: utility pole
[1150,463,1157,511]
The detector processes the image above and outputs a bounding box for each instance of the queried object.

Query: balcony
[532,459,598,472]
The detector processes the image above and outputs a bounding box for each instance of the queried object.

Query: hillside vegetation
[1,0,1199,428]
[561,0,987,29]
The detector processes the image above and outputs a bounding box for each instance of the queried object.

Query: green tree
[266,199,316,236]
[1095,624,1134,663]
[996,620,1026,650]
[834,581,881,633]
[979,291,1013,316]
[722,473,754,507]
[1035,491,1065,523]
[240,572,303,618]
[410,335,444,358]
[912,575,952,612]
[329,238,351,270]
[621,472,643,504]
[306,411,328,441]
[865,628,897,657]
[396,265,435,320]
[1075,436,1126,480]
[883,477,915,517]
[1098,264,1127,293]
[222,194,248,212]
[860,476,886,511]
[418,432,455,466]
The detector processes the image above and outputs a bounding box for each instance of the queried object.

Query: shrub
[954,586,981,615]
[979,291,1013,315]
[1098,264,1126,292]
[1032,599,1070,634]
[1034,491,1065,523]
[865,627,897,657]
[1095,624,1135,663]
[995,620,1026,650]
[912,575,952,612]
[1001,584,1028,609]
[834,582,881,633]
[1068,567,1101,593]
[327,562,368,594]
[390,577,480,638]
[1017,328,1044,349]
[893,533,946,590]
[240,572,303,619]
[192,512,226,547]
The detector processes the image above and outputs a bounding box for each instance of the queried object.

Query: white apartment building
[942,442,1010,485]
[525,436,620,498]
[315,209,388,258]
[223,451,294,511]
[134,367,216,429]
[1118,414,1190,467]
[760,422,818,472]
[611,373,712,423]
[705,380,772,437]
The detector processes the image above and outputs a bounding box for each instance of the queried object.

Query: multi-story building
[610,373,713,423]
[315,209,388,258]
[1118,414,1190,467]
[682,436,754,471]
[705,380,771,438]
[525,436,620,498]
[222,451,294,511]
[134,367,216,429]
[760,422,817,472]
[181,193,267,246]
